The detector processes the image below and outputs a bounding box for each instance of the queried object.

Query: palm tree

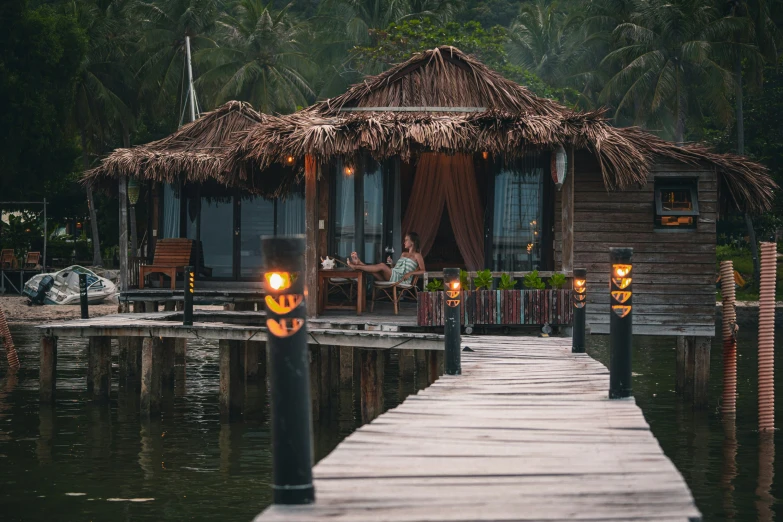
[195,0,315,113]
[724,0,780,286]
[132,0,219,116]
[507,0,593,105]
[599,0,737,143]
[69,0,136,266]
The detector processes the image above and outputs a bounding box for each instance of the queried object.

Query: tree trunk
[82,132,103,267]
[734,56,760,288]
[122,128,138,257]
[675,74,685,145]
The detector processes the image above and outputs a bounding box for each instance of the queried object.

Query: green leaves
[548,272,567,289]
[474,269,493,290]
[425,278,444,292]
[523,270,546,289]
[498,273,517,290]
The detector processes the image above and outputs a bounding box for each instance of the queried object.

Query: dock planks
[257,336,700,522]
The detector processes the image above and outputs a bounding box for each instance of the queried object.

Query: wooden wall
[555,152,717,337]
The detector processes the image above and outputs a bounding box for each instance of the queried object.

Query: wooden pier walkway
[257,336,701,522]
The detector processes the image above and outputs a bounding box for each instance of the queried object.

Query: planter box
[417,289,573,327]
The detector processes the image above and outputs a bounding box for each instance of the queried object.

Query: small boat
[23,266,117,305]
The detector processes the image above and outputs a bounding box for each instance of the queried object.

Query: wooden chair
[24,251,41,270]
[0,249,18,270]
[326,277,357,304]
[139,239,194,289]
[371,271,422,315]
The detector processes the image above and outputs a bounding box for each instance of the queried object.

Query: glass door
[200,198,235,278]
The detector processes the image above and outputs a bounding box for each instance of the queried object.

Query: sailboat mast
[185,36,197,122]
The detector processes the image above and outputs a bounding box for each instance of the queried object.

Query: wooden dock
[257,336,701,522]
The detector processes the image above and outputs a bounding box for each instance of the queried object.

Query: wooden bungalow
[89,47,776,339]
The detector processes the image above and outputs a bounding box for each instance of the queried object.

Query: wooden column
[428,350,439,385]
[692,337,711,409]
[319,345,332,415]
[360,349,385,424]
[398,349,415,380]
[339,346,353,387]
[219,339,243,420]
[161,338,176,388]
[675,336,691,395]
[244,341,262,384]
[122,337,142,389]
[675,336,711,409]
[119,176,128,294]
[309,346,320,420]
[330,345,340,397]
[414,349,429,389]
[87,337,111,402]
[305,154,318,318]
[141,337,163,416]
[174,338,187,364]
[560,146,575,273]
[39,336,57,403]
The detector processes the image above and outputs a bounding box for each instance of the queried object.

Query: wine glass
[385,246,395,266]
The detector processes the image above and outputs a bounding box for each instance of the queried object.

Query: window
[654,179,699,229]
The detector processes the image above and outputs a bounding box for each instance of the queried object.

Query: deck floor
[257,336,700,522]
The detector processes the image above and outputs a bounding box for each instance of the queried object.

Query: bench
[139,239,194,289]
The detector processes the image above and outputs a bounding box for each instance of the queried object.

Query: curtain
[363,164,384,264]
[401,153,485,270]
[334,159,355,260]
[279,192,304,235]
[492,159,543,271]
[162,184,180,238]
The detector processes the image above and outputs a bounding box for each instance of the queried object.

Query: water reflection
[588,331,782,521]
[756,432,776,522]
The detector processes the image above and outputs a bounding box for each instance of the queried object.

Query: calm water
[0,326,781,521]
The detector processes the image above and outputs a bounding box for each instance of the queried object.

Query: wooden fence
[417,289,573,327]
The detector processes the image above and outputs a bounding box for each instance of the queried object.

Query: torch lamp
[183,266,194,326]
[262,235,314,505]
[444,268,462,375]
[127,178,140,206]
[609,247,633,399]
[79,273,89,319]
[571,268,587,353]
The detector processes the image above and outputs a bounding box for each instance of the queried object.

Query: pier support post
[161,338,176,388]
[127,338,142,388]
[174,338,187,364]
[428,350,439,384]
[330,345,340,397]
[219,339,243,421]
[39,336,57,403]
[398,349,415,381]
[87,337,111,402]
[675,336,711,408]
[244,341,261,384]
[339,346,353,387]
[360,349,385,424]
[414,349,428,389]
[141,337,162,417]
[319,345,332,415]
[309,346,320,420]
[692,337,711,409]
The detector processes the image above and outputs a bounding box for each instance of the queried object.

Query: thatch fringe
[84,101,267,190]
[228,47,776,212]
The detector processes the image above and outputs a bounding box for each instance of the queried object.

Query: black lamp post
[79,273,89,319]
[444,268,461,375]
[183,266,194,326]
[609,247,633,399]
[572,268,587,353]
[262,236,314,505]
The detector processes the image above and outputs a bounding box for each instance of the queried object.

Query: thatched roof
[229,46,776,213]
[84,101,268,191]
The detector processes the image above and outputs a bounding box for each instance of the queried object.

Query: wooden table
[318,269,364,315]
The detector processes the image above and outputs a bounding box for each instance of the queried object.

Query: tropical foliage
[1,0,782,259]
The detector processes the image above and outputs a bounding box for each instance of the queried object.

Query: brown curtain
[402,153,485,270]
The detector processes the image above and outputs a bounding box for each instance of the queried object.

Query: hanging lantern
[551,145,568,189]
[128,178,141,206]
